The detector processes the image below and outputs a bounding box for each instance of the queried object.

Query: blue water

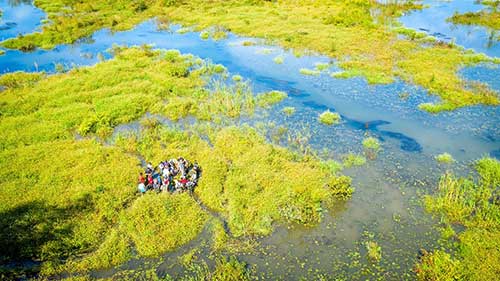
[401,0,500,58]
[1,0,499,279]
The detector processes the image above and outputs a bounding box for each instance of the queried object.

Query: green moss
[318,110,341,125]
[435,153,454,164]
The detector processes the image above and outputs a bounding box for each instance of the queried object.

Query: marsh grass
[342,153,367,168]
[282,106,295,116]
[273,55,284,64]
[3,0,499,111]
[318,110,341,125]
[435,152,454,164]
[0,46,354,276]
[299,68,321,76]
[417,157,500,280]
[362,137,381,160]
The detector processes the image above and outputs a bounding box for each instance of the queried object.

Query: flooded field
[0,0,499,280]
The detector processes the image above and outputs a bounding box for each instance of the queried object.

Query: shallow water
[1,0,499,279]
[400,0,500,58]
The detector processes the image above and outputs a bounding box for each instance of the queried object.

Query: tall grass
[417,157,500,280]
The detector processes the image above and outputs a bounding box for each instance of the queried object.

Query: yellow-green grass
[435,152,454,164]
[448,0,500,31]
[2,0,498,112]
[417,157,500,280]
[0,46,352,276]
[115,125,353,237]
[318,110,341,125]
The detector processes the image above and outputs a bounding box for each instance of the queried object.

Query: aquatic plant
[200,31,210,40]
[342,153,367,168]
[362,137,381,159]
[282,106,295,116]
[211,256,250,281]
[232,74,243,82]
[299,68,321,76]
[242,40,256,46]
[448,9,500,31]
[435,153,454,164]
[315,62,330,71]
[256,90,288,108]
[417,157,500,280]
[3,0,498,111]
[273,55,284,64]
[365,241,382,261]
[318,110,341,125]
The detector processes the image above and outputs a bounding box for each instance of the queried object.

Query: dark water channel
[1,0,499,279]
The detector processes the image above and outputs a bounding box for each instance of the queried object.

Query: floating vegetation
[435,152,454,164]
[315,62,330,71]
[200,31,210,40]
[362,137,381,160]
[176,27,191,34]
[318,110,341,125]
[273,55,284,64]
[282,106,295,116]
[342,153,367,168]
[365,241,382,261]
[0,49,5,56]
[232,74,243,82]
[418,157,500,281]
[242,40,256,46]
[299,68,321,76]
[256,90,288,108]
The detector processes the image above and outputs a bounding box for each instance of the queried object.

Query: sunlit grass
[418,157,500,280]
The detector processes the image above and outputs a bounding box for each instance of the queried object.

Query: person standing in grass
[138,172,146,194]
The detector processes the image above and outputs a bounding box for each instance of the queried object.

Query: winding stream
[1,0,499,279]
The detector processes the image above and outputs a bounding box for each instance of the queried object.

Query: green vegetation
[318,110,341,125]
[273,55,284,64]
[435,153,454,164]
[365,241,382,262]
[3,0,499,112]
[211,256,250,281]
[315,62,330,71]
[342,153,366,168]
[448,0,500,31]
[362,137,381,160]
[300,68,321,76]
[282,106,295,116]
[256,90,287,108]
[416,157,500,281]
[0,46,352,277]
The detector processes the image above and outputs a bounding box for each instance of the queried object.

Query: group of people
[137,157,201,194]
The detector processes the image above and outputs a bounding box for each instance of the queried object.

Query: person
[138,172,145,184]
[146,174,154,190]
[138,182,146,194]
[153,178,161,192]
[179,176,188,190]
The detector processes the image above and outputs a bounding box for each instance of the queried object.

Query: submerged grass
[416,157,500,280]
[2,0,499,112]
[0,46,352,277]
